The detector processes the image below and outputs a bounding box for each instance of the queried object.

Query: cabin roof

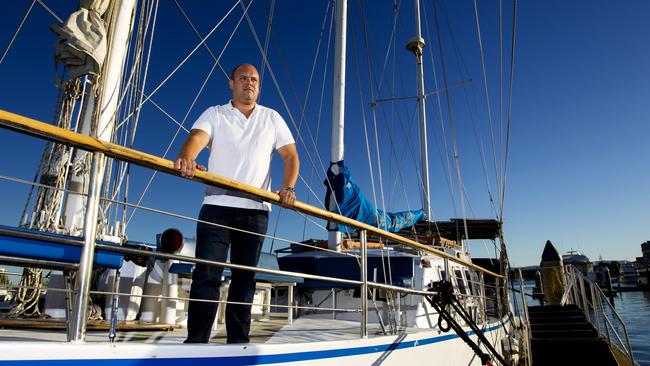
[358,218,501,245]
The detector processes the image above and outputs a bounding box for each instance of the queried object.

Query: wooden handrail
[0,109,504,278]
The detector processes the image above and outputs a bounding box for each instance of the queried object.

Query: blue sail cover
[324,161,424,233]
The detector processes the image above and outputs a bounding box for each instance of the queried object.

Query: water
[610,291,650,365]
[511,281,650,365]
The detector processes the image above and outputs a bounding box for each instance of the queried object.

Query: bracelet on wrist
[283,187,295,193]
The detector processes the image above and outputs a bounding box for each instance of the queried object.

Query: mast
[62,0,137,234]
[68,0,138,341]
[328,0,347,250]
[406,0,431,220]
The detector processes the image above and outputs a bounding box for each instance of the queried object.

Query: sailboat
[0,0,528,365]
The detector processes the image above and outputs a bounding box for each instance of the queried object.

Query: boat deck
[0,316,391,344]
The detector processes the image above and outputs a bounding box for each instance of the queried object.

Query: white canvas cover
[51,1,110,80]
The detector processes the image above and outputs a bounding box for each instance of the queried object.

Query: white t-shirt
[191,102,295,211]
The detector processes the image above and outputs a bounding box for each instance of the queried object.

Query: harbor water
[607,290,650,365]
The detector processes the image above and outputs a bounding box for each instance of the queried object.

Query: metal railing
[0,109,507,345]
[561,264,635,365]
[514,269,531,366]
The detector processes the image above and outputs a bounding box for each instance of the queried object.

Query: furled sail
[324,161,424,233]
[51,0,110,81]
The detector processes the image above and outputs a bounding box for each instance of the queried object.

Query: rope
[32,78,83,232]
[7,268,45,318]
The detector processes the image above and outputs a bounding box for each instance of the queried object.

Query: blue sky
[0,0,649,266]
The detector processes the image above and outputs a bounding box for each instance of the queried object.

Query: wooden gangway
[528,304,620,365]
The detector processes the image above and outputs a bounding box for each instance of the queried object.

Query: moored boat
[0,0,528,364]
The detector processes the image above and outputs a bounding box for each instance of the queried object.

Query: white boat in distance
[0,1,527,365]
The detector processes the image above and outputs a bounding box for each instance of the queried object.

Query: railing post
[70,152,103,342]
[479,272,486,322]
[598,288,612,344]
[591,282,600,333]
[287,284,294,325]
[571,268,579,305]
[578,273,589,322]
[517,269,529,320]
[622,322,635,365]
[517,269,532,366]
[360,229,368,338]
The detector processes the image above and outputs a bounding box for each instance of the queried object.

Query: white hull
[0,319,509,365]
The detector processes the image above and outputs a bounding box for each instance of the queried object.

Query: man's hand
[175,157,206,178]
[175,129,210,178]
[275,188,296,208]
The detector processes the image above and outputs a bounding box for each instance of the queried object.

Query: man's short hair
[230,64,243,80]
[230,64,259,80]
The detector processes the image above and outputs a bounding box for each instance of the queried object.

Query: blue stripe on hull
[1,323,503,365]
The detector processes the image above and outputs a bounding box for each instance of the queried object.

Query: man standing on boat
[175,63,299,344]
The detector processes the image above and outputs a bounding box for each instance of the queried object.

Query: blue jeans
[185,204,268,343]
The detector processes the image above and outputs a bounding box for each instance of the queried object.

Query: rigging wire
[114,0,159,227]
[238,1,352,241]
[373,24,424,224]
[348,19,382,230]
[293,1,332,136]
[35,0,62,23]
[301,0,335,240]
[240,1,332,199]
[172,0,230,79]
[420,0,459,219]
[0,0,36,65]
[258,0,275,99]
[102,0,152,223]
[259,0,280,247]
[499,0,504,212]
[356,0,424,233]
[431,0,470,243]
[359,0,388,229]
[249,3,336,196]
[265,0,335,248]
[375,1,400,96]
[126,1,251,226]
[62,0,331,235]
[472,0,501,215]
[500,0,518,220]
[436,1,497,218]
[116,0,242,127]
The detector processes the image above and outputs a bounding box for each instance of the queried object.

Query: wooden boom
[0,109,504,279]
